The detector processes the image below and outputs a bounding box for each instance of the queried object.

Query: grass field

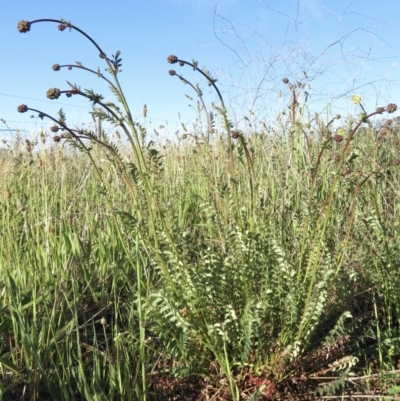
[1,18,400,401]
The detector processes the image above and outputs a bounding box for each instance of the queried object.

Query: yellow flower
[352,94,363,104]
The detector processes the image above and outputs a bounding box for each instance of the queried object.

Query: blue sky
[1,0,399,141]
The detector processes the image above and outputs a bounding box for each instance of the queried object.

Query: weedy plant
[0,17,400,400]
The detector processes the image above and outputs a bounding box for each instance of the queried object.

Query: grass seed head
[40,131,47,144]
[16,198,27,213]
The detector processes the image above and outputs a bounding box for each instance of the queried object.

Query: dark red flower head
[167,55,178,64]
[17,104,28,113]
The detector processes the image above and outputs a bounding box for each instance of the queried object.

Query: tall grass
[0,18,399,400]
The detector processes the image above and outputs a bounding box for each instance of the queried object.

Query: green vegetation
[1,18,400,400]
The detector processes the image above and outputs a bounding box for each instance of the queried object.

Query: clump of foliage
[0,18,399,400]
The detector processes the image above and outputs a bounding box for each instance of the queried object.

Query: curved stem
[177,59,225,110]
[30,19,109,60]
[58,64,118,91]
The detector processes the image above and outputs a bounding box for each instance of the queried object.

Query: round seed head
[386,103,397,113]
[17,20,31,33]
[168,70,176,76]
[47,88,61,100]
[52,64,60,71]
[58,24,67,31]
[282,77,289,84]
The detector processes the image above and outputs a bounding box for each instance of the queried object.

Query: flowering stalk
[296,101,398,310]
[167,54,236,199]
[16,19,186,302]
